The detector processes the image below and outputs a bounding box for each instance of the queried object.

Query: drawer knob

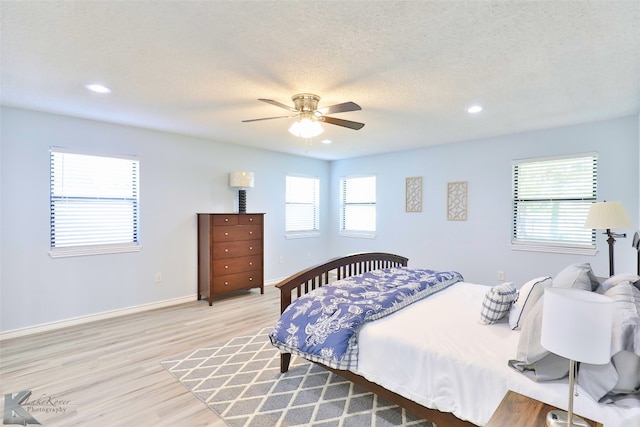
[225,249,229,252]
[249,262,253,266]
[249,246,253,250]
[249,277,253,281]
[225,265,229,269]
[249,218,253,221]
[225,218,229,222]
[249,231,253,235]
[224,281,229,285]
[225,232,229,236]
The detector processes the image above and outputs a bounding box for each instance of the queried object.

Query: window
[340,175,376,237]
[50,147,141,257]
[512,153,597,254]
[285,175,319,238]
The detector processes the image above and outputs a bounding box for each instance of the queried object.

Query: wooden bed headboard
[275,252,408,314]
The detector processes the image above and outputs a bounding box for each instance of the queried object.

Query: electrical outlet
[497,271,505,281]
[155,272,163,283]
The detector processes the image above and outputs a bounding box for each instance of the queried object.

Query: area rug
[161,327,435,427]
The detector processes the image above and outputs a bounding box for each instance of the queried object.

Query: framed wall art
[447,181,467,221]
[405,176,422,212]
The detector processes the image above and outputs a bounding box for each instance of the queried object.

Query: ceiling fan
[242,93,364,138]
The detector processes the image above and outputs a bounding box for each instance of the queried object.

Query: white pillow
[480,282,518,325]
[551,262,598,291]
[597,273,640,293]
[579,281,640,400]
[611,350,640,394]
[511,296,571,380]
[509,277,552,330]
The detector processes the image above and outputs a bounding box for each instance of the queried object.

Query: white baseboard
[1,279,285,341]
[266,277,285,286]
[0,294,197,341]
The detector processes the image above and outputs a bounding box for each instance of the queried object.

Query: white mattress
[355,282,640,427]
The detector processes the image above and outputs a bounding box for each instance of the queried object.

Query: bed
[269,252,640,427]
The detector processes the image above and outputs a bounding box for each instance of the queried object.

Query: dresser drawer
[239,214,263,225]
[212,254,262,275]
[212,224,262,242]
[212,240,262,259]
[212,271,261,294]
[211,215,239,226]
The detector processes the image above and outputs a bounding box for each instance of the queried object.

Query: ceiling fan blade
[258,98,298,112]
[320,116,365,130]
[317,101,361,115]
[242,115,295,123]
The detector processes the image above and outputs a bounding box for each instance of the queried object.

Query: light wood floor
[0,286,281,426]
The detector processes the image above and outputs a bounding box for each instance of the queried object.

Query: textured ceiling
[1,1,639,160]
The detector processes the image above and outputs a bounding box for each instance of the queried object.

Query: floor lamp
[633,232,640,275]
[584,201,634,276]
[541,288,613,427]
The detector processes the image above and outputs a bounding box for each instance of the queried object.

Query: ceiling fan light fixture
[288,117,324,138]
[243,93,364,138]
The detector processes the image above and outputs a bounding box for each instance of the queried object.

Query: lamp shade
[584,201,634,230]
[229,171,254,188]
[541,288,613,365]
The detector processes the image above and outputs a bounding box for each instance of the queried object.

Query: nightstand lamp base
[546,410,591,427]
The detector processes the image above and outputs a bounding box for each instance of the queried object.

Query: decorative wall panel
[405,177,422,212]
[447,181,467,221]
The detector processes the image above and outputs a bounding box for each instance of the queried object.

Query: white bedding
[355,282,640,427]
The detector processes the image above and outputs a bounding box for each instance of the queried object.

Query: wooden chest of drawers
[197,213,265,305]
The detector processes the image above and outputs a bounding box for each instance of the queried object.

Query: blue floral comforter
[269,267,463,370]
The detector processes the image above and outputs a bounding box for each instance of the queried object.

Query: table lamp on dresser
[229,171,254,214]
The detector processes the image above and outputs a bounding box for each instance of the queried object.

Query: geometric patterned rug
[161,328,435,427]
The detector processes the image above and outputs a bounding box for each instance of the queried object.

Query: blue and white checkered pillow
[480,282,518,324]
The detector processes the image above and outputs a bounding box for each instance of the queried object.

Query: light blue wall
[329,116,639,286]
[1,108,638,333]
[0,107,331,332]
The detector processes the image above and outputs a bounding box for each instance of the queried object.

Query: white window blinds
[340,175,376,236]
[285,175,319,237]
[50,148,140,257]
[512,153,597,253]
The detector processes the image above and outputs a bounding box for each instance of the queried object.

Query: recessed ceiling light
[85,84,111,94]
[321,139,332,144]
[467,105,483,114]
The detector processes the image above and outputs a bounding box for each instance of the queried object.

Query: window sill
[510,244,596,256]
[49,243,142,258]
[285,232,320,239]
[339,231,376,239]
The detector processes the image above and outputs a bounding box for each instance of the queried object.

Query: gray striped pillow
[480,282,518,324]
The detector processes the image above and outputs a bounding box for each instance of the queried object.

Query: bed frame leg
[280,353,291,373]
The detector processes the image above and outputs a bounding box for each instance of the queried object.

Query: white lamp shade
[229,171,254,188]
[541,288,613,365]
[584,201,634,230]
